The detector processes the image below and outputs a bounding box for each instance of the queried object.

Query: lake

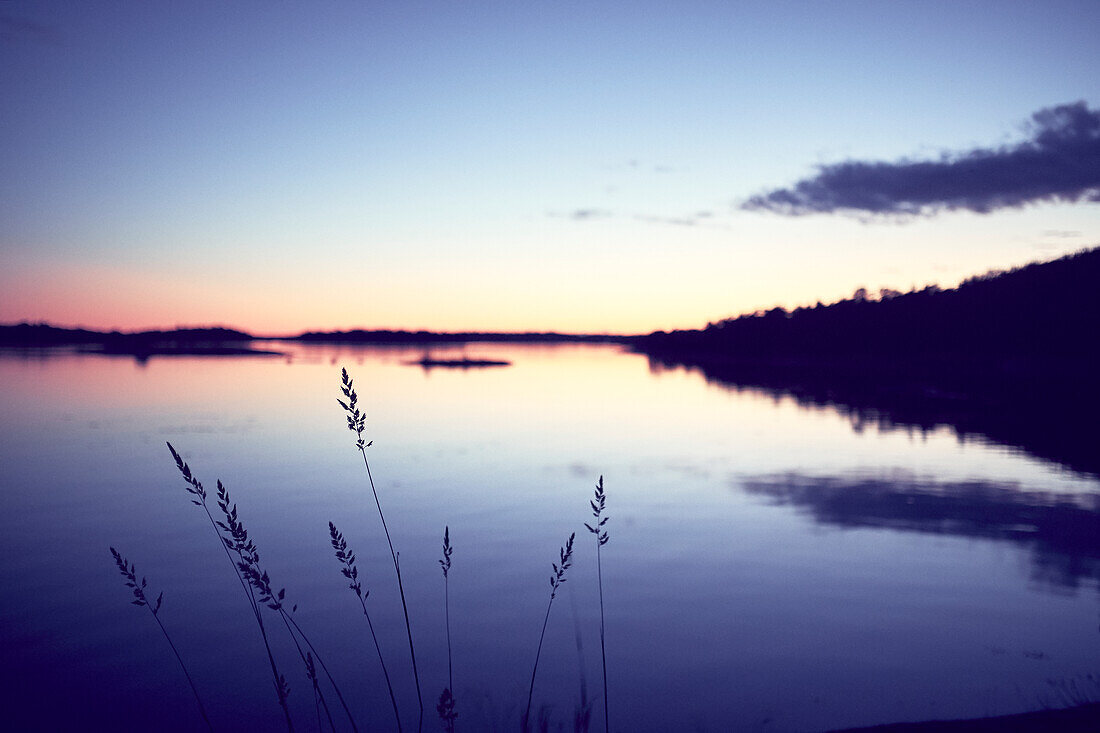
[0,342,1097,732]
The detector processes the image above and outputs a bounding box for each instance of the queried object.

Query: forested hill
[0,324,253,347]
[640,247,1100,362]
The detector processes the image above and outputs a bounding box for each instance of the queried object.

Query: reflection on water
[741,472,1100,592]
[0,344,1098,732]
[646,355,1100,478]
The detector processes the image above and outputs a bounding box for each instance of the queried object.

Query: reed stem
[166,443,293,732]
[523,532,575,733]
[585,476,610,733]
[109,547,214,732]
[438,527,456,733]
[524,596,554,733]
[360,450,424,733]
[330,521,403,732]
[339,369,424,733]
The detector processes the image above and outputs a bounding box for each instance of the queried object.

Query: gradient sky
[2,1,1098,335]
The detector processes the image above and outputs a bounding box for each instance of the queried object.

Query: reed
[166,442,293,731]
[214,477,357,733]
[338,368,425,732]
[583,476,610,733]
[437,526,456,733]
[305,653,323,733]
[109,547,214,731]
[329,521,403,732]
[523,532,575,733]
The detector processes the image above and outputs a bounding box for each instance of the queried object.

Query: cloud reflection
[741,471,1100,592]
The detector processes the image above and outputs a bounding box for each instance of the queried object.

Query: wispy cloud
[602,159,678,174]
[560,208,612,221]
[633,211,714,227]
[742,102,1100,218]
[553,208,720,228]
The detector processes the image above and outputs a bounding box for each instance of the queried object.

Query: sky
[1,0,1098,335]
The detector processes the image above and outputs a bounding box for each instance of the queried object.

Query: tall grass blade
[523,532,575,733]
[584,476,610,733]
[166,442,294,732]
[216,478,358,733]
[339,368,424,732]
[329,521,403,732]
[437,526,456,732]
[109,547,214,731]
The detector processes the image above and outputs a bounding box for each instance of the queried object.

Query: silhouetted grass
[109,547,214,731]
[524,532,575,733]
[438,526,456,733]
[130,375,618,732]
[339,367,425,733]
[166,442,294,731]
[329,521,403,732]
[214,476,357,733]
[583,476,609,733]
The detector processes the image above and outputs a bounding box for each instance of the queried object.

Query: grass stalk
[280,611,358,733]
[329,521,403,732]
[437,526,456,733]
[166,443,293,732]
[280,611,337,732]
[214,478,359,733]
[109,547,214,732]
[584,476,610,733]
[339,368,424,733]
[523,532,575,733]
[305,653,324,733]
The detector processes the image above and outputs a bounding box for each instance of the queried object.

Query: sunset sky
[2,1,1098,335]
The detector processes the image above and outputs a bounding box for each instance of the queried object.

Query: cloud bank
[742,102,1100,217]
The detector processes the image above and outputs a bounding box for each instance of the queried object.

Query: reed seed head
[337,368,371,451]
[110,547,163,614]
[549,532,575,599]
[275,673,291,704]
[440,525,452,578]
[305,652,317,685]
[328,521,365,598]
[215,480,260,567]
[166,442,207,506]
[584,475,609,546]
[242,563,286,611]
[436,688,457,726]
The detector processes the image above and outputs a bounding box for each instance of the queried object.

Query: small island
[405,355,512,369]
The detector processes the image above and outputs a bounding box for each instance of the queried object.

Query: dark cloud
[742,102,1100,217]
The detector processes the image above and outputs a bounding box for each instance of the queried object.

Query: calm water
[0,343,1097,732]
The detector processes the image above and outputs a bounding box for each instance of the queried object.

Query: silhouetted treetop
[641,246,1100,361]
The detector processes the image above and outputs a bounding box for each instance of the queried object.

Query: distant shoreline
[0,322,636,351]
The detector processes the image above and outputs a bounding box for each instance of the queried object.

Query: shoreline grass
[438,526,457,732]
[340,367,426,733]
[329,520,403,732]
[523,532,575,733]
[584,476,610,733]
[109,547,214,732]
[166,442,294,731]
[112,371,619,732]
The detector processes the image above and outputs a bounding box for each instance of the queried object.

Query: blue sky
[1,1,1098,333]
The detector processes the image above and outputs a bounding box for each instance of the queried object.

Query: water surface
[0,343,1097,731]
